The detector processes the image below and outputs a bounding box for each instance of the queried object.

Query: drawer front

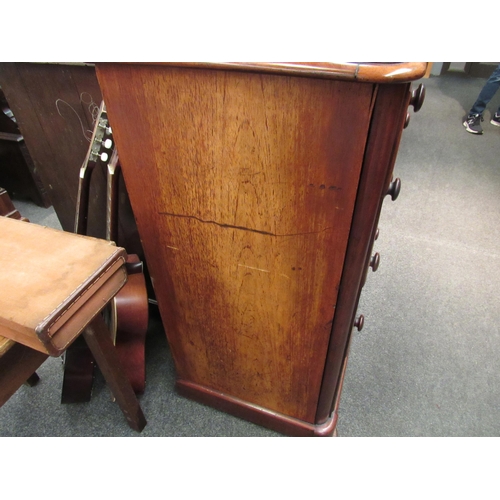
[316,82,416,424]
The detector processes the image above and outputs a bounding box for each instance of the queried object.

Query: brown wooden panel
[0,63,105,234]
[97,64,375,422]
[0,88,49,207]
[0,63,145,258]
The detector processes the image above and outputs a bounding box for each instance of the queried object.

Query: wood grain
[97,64,376,422]
[124,62,428,83]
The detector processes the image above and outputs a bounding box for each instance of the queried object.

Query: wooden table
[95,62,426,436]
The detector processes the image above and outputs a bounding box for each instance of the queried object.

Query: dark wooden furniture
[0,89,49,207]
[95,62,426,436]
[0,63,144,257]
[0,216,146,431]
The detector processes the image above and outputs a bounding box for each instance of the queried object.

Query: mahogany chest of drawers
[95,62,426,436]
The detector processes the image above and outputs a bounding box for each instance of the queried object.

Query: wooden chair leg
[82,315,147,432]
[0,343,47,408]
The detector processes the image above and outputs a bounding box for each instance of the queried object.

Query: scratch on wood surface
[279,273,291,280]
[158,211,332,237]
[166,245,178,250]
[238,264,270,273]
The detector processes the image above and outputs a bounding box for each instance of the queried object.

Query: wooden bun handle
[387,177,401,201]
[410,84,425,112]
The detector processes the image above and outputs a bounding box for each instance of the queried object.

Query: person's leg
[463,113,484,134]
[464,65,500,134]
[469,65,500,115]
[490,105,500,126]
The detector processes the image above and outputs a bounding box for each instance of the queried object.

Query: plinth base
[176,379,337,437]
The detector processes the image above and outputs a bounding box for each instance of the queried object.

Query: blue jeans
[470,64,500,116]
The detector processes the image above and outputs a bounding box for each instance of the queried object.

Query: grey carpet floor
[1,72,499,437]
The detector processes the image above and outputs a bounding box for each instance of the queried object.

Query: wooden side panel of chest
[97,64,376,424]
